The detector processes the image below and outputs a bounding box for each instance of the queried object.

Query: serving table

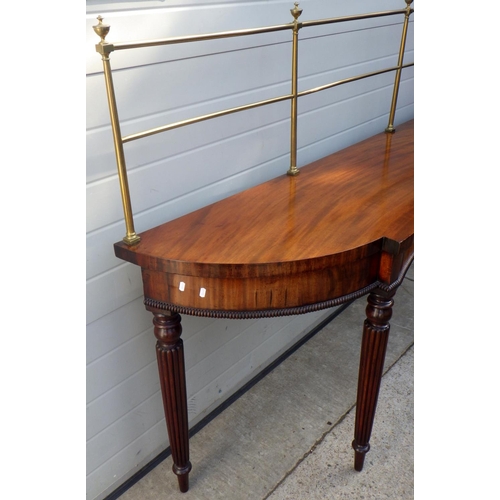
[114,119,414,492]
[93,1,414,493]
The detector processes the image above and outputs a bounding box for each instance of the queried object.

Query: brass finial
[404,1,413,17]
[93,16,110,42]
[291,2,303,22]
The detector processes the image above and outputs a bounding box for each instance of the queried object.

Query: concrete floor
[119,264,414,499]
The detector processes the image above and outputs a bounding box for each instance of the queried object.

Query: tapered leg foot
[352,288,395,471]
[151,310,192,493]
[174,464,191,493]
[353,444,370,471]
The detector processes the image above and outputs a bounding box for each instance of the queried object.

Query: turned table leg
[152,310,192,493]
[352,288,396,471]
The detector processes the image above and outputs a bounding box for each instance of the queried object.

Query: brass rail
[122,94,293,144]
[94,1,414,245]
[298,63,414,98]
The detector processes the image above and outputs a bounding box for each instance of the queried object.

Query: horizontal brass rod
[297,62,414,98]
[112,24,293,52]
[106,8,412,53]
[301,8,412,28]
[122,94,293,143]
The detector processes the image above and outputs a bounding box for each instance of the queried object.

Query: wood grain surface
[115,120,413,313]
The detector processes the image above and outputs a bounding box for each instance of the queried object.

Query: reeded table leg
[151,310,192,493]
[352,288,396,471]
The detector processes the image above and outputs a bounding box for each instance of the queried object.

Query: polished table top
[115,120,413,317]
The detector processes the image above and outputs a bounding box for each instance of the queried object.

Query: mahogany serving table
[114,119,414,492]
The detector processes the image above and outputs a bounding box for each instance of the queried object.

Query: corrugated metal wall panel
[86,1,413,498]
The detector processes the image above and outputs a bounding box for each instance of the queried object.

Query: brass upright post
[93,17,141,245]
[385,0,413,134]
[287,3,302,176]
